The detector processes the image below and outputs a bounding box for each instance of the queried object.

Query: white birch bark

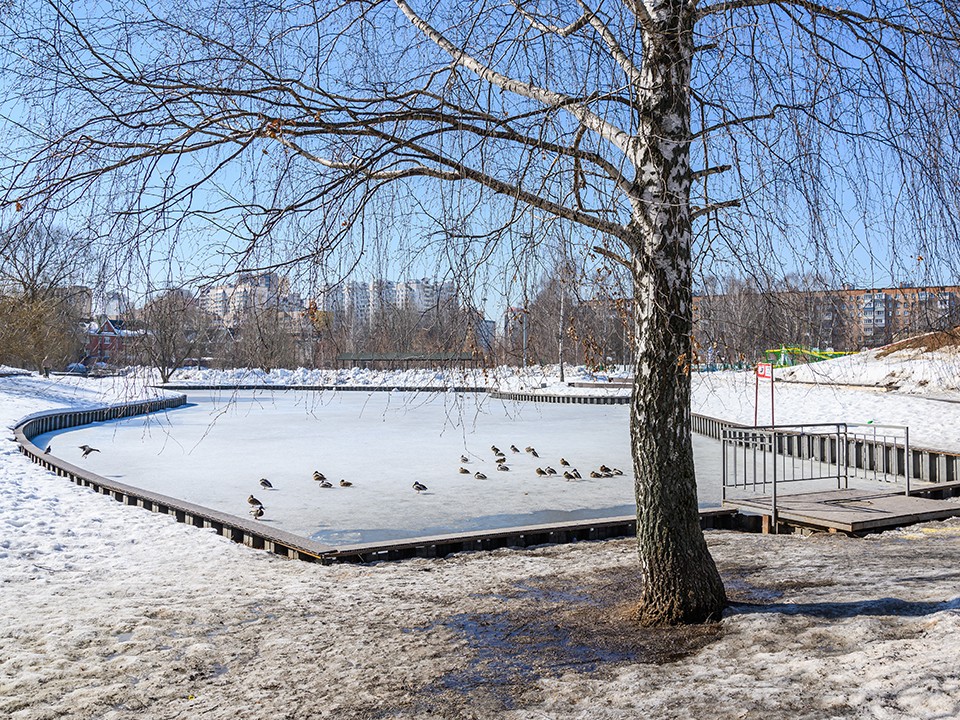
[628,0,726,624]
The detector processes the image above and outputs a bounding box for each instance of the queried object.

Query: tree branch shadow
[727,596,960,619]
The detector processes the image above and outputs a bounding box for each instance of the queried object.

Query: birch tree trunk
[630,1,726,625]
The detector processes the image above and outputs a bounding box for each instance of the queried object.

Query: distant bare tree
[695,275,863,362]
[0,294,86,371]
[139,290,211,383]
[231,307,302,372]
[524,257,634,373]
[0,223,91,370]
[4,0,960,624]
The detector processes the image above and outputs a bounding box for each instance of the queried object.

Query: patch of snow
[777,345,960,398]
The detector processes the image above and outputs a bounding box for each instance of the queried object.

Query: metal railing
[722,422,910,530]
[844,423,911,491]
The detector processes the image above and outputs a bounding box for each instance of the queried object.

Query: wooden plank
[724,488,960,534]
[322,508,740,562]
[909,479,960,495]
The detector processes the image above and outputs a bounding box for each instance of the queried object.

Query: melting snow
[2,354,960,717]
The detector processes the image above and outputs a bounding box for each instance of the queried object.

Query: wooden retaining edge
[159,384,489,393]
[14,394,189,436]
[13,396,338,563]
[10,393,747,564]
[693,412,960,485]
[167,384,628,404]
[328,508,750,563]
[566,381,634,389]
[488,390,631,405]
[13,390,960,563]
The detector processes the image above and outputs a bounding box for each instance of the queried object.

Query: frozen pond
[36,390,726,545]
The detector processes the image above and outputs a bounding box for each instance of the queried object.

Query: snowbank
[164,363,634,392]
[776,343,960,397]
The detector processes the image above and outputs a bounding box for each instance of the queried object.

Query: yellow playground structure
[764,346,856,367]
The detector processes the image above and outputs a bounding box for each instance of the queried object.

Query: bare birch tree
[3,0,960,624]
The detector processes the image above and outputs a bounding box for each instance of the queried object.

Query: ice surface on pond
[36,389,726,545]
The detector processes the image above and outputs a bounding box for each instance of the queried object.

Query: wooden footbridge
[724,485,960,535]
[720,422,960,534]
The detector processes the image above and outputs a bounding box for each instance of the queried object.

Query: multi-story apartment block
[840,285,960,347]
[96,290,131,320]
[199,272,303,327]
[395,278,457,313]
[315,278,459,329]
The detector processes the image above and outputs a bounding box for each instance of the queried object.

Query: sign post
[755,362,774,426]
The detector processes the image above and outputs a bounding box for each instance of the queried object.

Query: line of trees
[695,276,960,362]
[9,261,960,379]
[0,223,92,371]
[308,299,488,366]
[694,276,853,364]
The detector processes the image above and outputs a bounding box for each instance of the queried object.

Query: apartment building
[843,286,960,347]
[316,278,458,329]
[198,272,303,328]
[693,283,960,357]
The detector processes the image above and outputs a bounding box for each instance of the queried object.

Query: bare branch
[697,0,960,43]
[691,199,741,220]
[511,3,589,37]
[691,164,732,181]
[577,0,644,88]
[592,244,632,269]
[393,0,636,157]
[622,0,655,30]
[692,111,777,139]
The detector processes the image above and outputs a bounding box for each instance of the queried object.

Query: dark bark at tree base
[629,306,728,626]
[634,511,727,626]
[630,406,728,625]
[629,267,728,626]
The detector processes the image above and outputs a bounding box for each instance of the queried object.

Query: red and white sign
[754,362,775,426]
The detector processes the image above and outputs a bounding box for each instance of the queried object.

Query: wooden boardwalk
[724,487,960,534]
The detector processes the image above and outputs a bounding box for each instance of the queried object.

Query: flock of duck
[246,471,355,520]
[244,444,625,520]
[458,444,623,483]
[66,440,624,524]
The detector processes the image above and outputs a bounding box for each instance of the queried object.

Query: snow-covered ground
[694,371,960,452]
[776,340,960,397]
[166,363,633,391]
[693,339,960,452]
[3,357,960,718]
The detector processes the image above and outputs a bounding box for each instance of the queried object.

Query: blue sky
[2,0,958,317]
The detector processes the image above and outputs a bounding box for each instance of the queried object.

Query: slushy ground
[6,371,960,718]
[36,389,725,544]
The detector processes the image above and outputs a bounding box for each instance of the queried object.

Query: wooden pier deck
[724,487,960,534]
